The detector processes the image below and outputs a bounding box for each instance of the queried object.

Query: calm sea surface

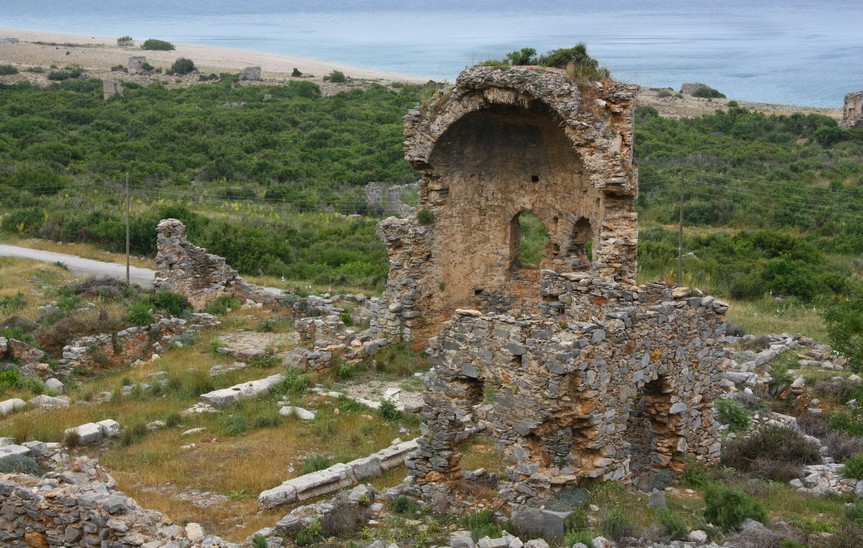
[1,0,861,107]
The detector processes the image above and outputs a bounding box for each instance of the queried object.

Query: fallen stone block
[97,419,122,438]
[200,374,284,407]
[279,406,316,420]
[28,394,71,410]
[0,444,31,458]
[0,398,26,416]
[376,439,419,470]
[66,423,104,446]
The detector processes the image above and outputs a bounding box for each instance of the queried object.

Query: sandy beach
[0,27,843,121]
[0,27,429,87]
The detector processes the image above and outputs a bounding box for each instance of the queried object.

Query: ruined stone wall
[842,91,863,129]
[407,277,728,503]
[61,314,218,371]
[155,218,277,310]
[380,66,639,346]
[0,459,234,547]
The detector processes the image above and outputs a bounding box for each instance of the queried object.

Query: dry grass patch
[0,257,75,320]
[726,297,827,340]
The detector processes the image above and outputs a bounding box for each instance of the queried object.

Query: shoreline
[0,27,429,85]
[0,27,843,120]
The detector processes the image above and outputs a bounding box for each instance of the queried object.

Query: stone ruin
[842,90,863,129]
[127,55,147,75]
[154,218,276,310]
[102,79,124,100]
[372,65,728,502]
[240,66,262,81]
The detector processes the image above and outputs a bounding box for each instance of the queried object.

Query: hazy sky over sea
[2,0,861,106]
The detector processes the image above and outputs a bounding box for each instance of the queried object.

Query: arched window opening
[510,211,550,268]
[568,217,593,269]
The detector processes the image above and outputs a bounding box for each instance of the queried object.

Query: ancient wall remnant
[406,275,727,502]
[128,55,146,75]
[364,181,418,217]
[102,79,124,100]
[376,65,728,498]
[378,65,638,344]
[154,218,277,310]
[240,66,262,81]
[842,91,863,129]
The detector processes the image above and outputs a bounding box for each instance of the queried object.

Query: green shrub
[460,508,503,540]
[715,398,752,431]
[390,495,417,514]
[47,65,85,81]
[126,301,155,325]
[204,295,241,315]
[600,510,635,540]
[169,57,196,75]
[299,454,331,475]
[295,519,322,546]
[252,535,268,548]
[151,288,190,316]
[378,400,402,422]
[691,85,726,99]
[564,530,594,546]
[823,282,863,371]
[272,369,308,396]
[0,64,19,75]
[291,67,302,77]
[658,509,689,540]
[142,39,175,51]
[703,484,767,531]
[842,453,863,479]
[0,454,42,476]
[120,422,148,447]
[0,292,26,313]
[324,70,346,83]
[224,415,248,436]
[116,36,133,44]
[416,209,435,225]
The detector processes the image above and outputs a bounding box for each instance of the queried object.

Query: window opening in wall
[510,210,550,267]
[568,217,593,269]
[531,175,540,182]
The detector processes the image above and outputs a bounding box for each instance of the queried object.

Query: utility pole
[125,173,130,286]
[677,172,684,286]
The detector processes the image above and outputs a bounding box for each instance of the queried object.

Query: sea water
[1,0,861,107]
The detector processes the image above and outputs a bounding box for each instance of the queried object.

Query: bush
[842,453,863,479]
[658,509,689,540]
[601,510,635,540]
[151,289,190,316]
[390,495,417,514]
[377,399,402,422]
[0,454,42,476]
[291,67,302,77]
[323,70,347,83]
[272,369,309,396]
[691,85,726,99]
[47,65,85,81]
[299,454,331,475]
[224,415,248,436]
[721,425,822,481]
[416,208,435,225]
[204,295,241,315]
[0,64,19,75]
[168,57,196,75]
[703,484,767,531]
[126,301,155,325]
[823,282,863,371]
[460,508,503,540]
[715,398,752,431]
[142,39,175,51]
[0,292,26,313]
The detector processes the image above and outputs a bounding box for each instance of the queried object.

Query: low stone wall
[407,275,728,504]
[61,314,217,371]
[0,458,235,547]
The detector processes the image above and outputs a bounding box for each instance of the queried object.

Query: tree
[505,48,537,66]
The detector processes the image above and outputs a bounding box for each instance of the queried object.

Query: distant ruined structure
[373,65,728,501]
[102,79,124,100]
[842,91,863,129]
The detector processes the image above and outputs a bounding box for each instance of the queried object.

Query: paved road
[0,244,156,287]
[0,244,284,298]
